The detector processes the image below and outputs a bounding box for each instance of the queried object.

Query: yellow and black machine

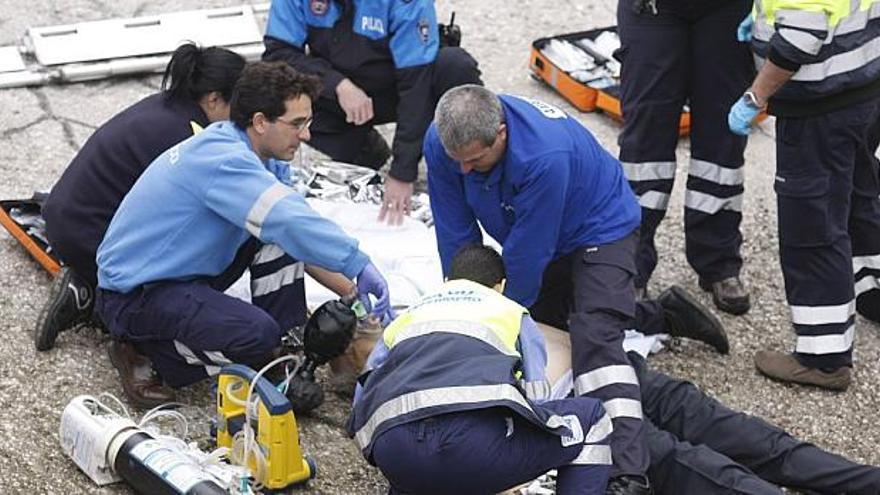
[215,364,316,491]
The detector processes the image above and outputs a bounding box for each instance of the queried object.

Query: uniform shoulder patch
[310,0,329,16]
[515,95,567,120]
[417,18,430,43]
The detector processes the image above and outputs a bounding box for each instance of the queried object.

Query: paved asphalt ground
[1,0,879,493]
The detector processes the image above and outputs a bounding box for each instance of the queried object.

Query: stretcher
[0,198,61,277]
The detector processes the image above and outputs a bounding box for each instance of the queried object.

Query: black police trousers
[96,240,307,388]
[635,355,880,494]
[774,96,880,370]
[530,231,658,479]
[307,47,482,170]
[616,0,755,288]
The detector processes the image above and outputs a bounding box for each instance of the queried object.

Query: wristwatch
[743,90,766,110]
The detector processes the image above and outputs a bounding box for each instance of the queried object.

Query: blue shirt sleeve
[203,152,370,279]
[265,0,308,48]
[388,0,439,69]
[518,314,550,402]
[502,152,570,307]
[353,337,391,404]
[424,126,483,276]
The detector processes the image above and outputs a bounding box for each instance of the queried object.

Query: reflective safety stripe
[251,261,304,298]
[796,325,855,354]
[756,4,880,42]
[790,300,855,325]
[574,365,639,396]
[775,8,831,31]
[621,161,676,182]
[685,190,743,214]
[855,274,880,296]
[689,159,744,186]
[522,379,551,402]
[639,191,671,211]
[203,351,233,365]
[779,28,824,55]
[253,244,286,265]
[394,320,520,356]
[570,445,613,466]
[793,37,880,82]
[174,341,221,376]
[853,254,880,273]
[174,340,202,366]
[354,383,558,449]
[603,398,643,420]
[245,183,293,238]
[584,413,613,444]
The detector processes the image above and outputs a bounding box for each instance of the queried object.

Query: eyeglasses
[274,116,313,132]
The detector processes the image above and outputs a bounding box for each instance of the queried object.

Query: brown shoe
[754,350,851,391]
[699,276,750,315]
[108,341,176,408]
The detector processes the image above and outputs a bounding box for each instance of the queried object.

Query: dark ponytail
[161,42,246,103]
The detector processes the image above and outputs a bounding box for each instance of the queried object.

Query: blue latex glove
[356,261,391,318]
[728,96,761,136]
[737,15,754,42]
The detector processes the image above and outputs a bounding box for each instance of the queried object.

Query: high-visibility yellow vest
[383,279,527,356]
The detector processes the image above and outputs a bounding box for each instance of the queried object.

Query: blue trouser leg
[617,0,752,286]
[567,231,649,478]
[645,421,782,495]
[372,398,610,495]
[617,0,688,289]
[775,98,880,369]
[248,244,308,332]
[633,354,880,493]
[850,101,880,323]
[96,240,307,388]
[684,0,752,283]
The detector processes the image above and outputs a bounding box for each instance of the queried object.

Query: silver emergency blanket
[293,158,433,226]
[539,31,621,89]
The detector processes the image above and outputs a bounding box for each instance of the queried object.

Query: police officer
[95,62,393,389]
[729,0,880,390]
[262,0,482,225]
[36,43,246,406]
[617,0,756,315]
[351,245,613,495]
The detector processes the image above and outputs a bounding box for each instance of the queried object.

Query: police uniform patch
[310,0,329,15]
[418,18,430,44]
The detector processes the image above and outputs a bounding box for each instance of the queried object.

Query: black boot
[605,475,652,495]
[34,267,94,351]
[657,286,729,355]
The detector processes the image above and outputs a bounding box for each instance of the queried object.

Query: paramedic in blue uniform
[728,0,880,390]
[94,62,393,389]
[262,0,482,225]
[350,244,613,495]
[425,85,658,494]
[616,0,755,315]
[36,44,246,405]
[360,245,880,494]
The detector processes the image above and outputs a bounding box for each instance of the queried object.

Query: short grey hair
[434,85,504,154]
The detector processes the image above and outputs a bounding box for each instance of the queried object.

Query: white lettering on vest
[361,16,385,35]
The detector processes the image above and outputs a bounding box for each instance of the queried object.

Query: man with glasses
[94,62,393,389]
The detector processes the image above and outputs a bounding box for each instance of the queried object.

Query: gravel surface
[1,1,879,493]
